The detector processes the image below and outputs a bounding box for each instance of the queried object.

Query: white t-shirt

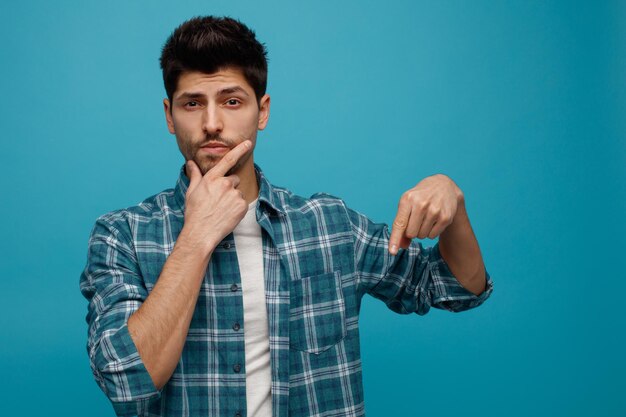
[232,197,272,417]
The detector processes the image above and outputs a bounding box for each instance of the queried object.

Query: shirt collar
[173,162,286,216]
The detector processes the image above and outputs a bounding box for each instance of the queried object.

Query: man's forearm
[127,227,216,390]
[438,199,486,296]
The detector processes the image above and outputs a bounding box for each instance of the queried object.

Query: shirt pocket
[289,270,347,354]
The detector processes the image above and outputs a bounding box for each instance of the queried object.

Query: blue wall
[1,1,624,416]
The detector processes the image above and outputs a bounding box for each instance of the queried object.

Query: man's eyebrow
[175,86,250,101]
[217,86,250,97]
[175,92,206,101]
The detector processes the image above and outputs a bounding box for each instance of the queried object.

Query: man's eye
[226,99,241,106]
[185,101,198,107]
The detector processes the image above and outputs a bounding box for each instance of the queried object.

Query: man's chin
[193,155,221,175]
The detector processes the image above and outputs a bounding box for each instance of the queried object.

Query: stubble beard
[178,132,254,177]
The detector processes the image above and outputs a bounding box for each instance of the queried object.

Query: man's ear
[257,94,271,130]
[163,98,175,134]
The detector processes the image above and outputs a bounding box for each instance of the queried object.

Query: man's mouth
[200,142,230,155]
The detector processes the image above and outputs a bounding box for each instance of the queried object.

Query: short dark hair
[160,16,268,105]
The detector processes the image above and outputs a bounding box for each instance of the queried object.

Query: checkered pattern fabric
[79,163,493,417]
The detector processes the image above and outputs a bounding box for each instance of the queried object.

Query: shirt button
[222,242,232,249]
[230,283,238,292]
[233,363,241,373]
[233,322,241,331]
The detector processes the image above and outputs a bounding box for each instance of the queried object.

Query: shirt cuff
[92,322,162,416]
[428,242,494,312]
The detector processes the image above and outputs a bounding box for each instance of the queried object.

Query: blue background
[1,1,624,416]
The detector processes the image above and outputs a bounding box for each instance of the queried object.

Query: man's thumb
[186,160,201,194]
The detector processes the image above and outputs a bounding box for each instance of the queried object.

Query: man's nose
[202,105,224,134]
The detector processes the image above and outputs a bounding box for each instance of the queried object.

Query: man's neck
[235,159,260,206]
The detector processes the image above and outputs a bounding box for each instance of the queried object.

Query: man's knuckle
[407,193,420,204]
[224,154,236,165]
[393,218,407,228]
[218,178,231,189]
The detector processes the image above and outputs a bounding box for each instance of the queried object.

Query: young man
[80,16,493,417]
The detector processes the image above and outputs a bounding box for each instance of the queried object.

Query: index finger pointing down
[389,202,412,255]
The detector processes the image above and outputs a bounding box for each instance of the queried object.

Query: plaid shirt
[80,163,493,417]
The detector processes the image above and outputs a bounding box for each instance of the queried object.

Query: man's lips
[200,142,230,155]
[201,141,230,148]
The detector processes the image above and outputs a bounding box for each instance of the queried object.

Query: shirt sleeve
[79,214,162,416]
[345,205,493,315]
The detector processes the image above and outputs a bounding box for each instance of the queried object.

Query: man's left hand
[388,174,464,255]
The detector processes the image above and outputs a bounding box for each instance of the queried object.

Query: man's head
[160,16,270,177]
[160,16,268,106]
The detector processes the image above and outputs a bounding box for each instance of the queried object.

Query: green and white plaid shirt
[79,163,493,417]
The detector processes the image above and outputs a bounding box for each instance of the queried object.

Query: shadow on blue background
[1,1,624,416]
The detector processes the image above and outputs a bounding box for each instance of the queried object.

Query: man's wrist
[177,225,219,259]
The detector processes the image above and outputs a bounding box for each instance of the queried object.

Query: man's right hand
[182,140,253,251]
[126,139,253,390]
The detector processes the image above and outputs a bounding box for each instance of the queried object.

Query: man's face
[164,67,270,176]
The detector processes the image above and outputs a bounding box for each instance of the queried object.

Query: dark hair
[160,16,268,105]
